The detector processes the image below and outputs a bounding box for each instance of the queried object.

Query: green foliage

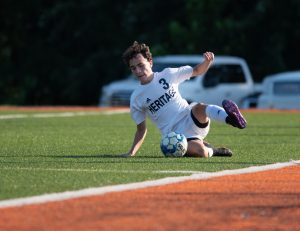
[0,110,300,200]
[0,0,300,105]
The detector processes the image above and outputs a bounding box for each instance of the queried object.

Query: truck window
[203,64,246,88]
[273,81,300,95]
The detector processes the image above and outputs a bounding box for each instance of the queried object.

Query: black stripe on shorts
[190,111,209,128]
[187,137,200,141]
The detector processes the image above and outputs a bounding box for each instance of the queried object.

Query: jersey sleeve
[164,66,193,84]
[130,94,146,125]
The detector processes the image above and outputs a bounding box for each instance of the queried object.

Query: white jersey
[130,66,193,135]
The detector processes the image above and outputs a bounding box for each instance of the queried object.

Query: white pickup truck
[257,71,300,109]
[100,55,260,107]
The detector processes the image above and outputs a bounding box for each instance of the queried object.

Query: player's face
[129,53,153,84]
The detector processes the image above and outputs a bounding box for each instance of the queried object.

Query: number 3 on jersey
[159,78,169,90]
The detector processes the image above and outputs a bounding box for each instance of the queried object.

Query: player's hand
[203,52,214,62]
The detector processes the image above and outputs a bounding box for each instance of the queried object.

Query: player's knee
[199,148,210,158]
[186,144,209,158]
[193,103,206,112]
[196,144,207,157]
[192,103,209,124]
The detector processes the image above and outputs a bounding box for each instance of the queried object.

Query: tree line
[0,0,299,105]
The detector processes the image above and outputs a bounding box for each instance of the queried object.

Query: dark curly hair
[122,41,152,67]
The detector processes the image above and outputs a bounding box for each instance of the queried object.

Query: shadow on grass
[51,154,166,159]
[0,154,279,166]
[47,154,271,165]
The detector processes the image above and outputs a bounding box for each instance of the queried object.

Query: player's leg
[173,105,210,157]
[192,101,247,129]
[185,139,232,157]
[188,103,233,157]
[174,103,232,157]
[192,103,227,125]
[185,139,211,158]
[190,103,209,124]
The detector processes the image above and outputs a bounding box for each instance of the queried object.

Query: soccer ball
[160,132,188,157]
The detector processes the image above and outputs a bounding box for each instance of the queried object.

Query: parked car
[257,71,300,109]
[99,55,259,107]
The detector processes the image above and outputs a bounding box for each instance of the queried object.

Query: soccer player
[122,41,247,158]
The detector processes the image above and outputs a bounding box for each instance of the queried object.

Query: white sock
[207,147,214,157]
[205,105,228,123]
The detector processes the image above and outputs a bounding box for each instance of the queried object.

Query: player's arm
[123,121,147,157]
[192,52,214,77]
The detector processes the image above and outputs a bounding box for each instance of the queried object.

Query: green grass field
[0,110,299,201]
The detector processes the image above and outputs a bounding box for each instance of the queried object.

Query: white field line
[0,160,299,209]
[0,109,130,120]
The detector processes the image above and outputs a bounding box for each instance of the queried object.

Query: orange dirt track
[0,164,299,231]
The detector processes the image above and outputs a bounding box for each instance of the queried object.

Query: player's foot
[222,99,247,129]
[212,147,233,157]
[204,141,233,157]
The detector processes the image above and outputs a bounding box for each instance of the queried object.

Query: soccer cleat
[222,99,247,129]
[212,147,233,157]
[203,141,233,157]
